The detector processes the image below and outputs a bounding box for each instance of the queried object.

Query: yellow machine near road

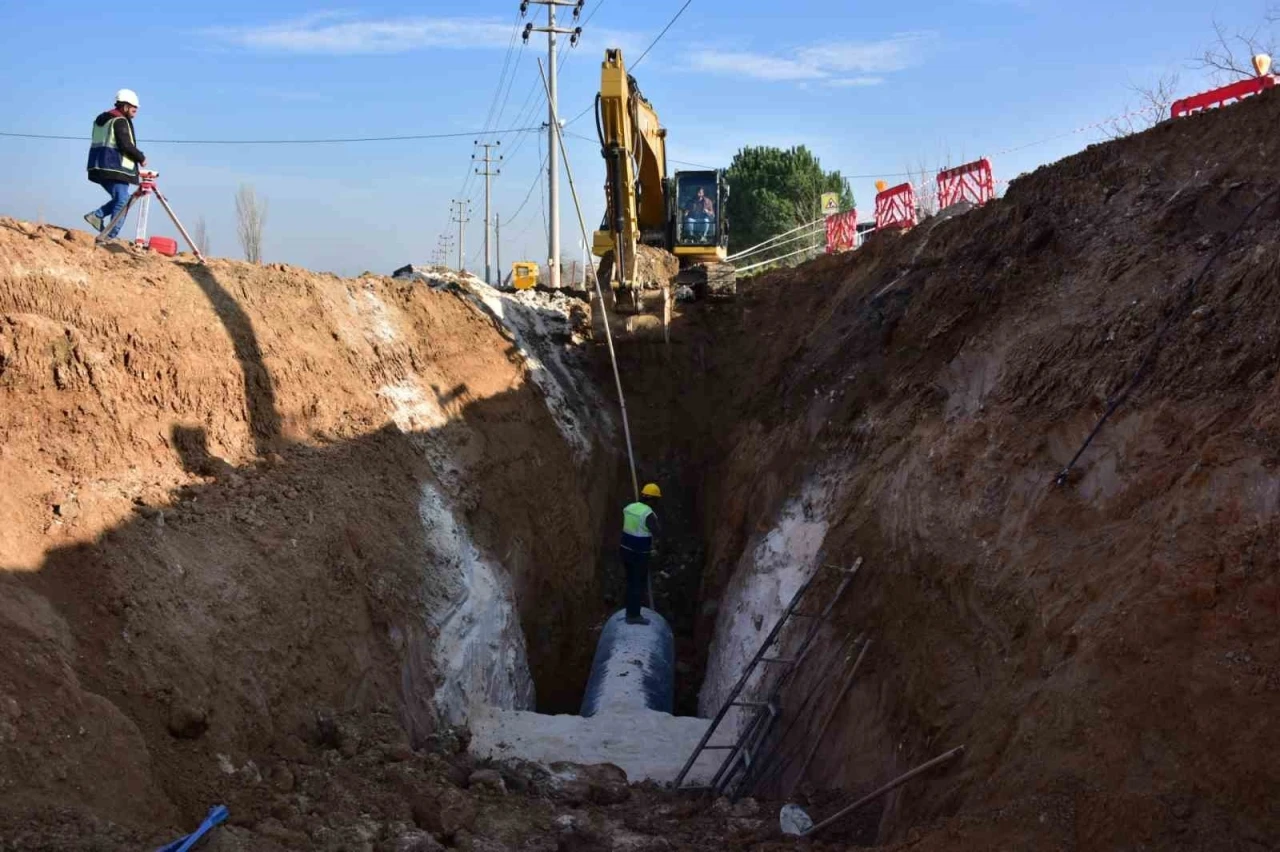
[511,261,539,291]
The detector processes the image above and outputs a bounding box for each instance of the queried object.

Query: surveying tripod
[95,169,206,263]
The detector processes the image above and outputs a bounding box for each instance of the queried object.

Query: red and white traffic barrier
[937,158,996,209]
[825,209,858,253]
[1170,75,1276,118]
[874,183,918,231]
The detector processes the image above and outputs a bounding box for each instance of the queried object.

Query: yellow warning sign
[821,192,840,217]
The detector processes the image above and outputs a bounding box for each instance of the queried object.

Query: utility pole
[495,214,502,287]
[436,233,454,264]
[522,0,584,290]
[450,200,471,272]
[473,141,502,285]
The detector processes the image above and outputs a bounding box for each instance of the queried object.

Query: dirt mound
[0,222,613,841]
[657,90,1280,847]
[596,244,680,292]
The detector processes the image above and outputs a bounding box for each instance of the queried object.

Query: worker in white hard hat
[84,89,146,240]
[619,483,663,625]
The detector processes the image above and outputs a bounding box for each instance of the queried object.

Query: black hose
[593,92,604,152]
[1055,185,1279,487]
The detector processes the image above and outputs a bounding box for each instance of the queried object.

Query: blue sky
[0,0,1272,277]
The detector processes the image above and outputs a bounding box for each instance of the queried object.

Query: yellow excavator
[591,49,734,334]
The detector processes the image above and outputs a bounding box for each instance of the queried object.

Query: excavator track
[674,261,737,299]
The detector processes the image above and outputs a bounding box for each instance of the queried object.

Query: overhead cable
[506,152,550,223]
[632,0,693,69]
[0,127,545,145]
[727,217,826,261]
[729,225,826,263]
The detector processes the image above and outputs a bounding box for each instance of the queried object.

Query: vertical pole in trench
[537,58,639,502]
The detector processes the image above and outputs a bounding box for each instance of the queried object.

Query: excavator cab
[670,171,728,250]
[669,170,734,297]
[590,46,736,318]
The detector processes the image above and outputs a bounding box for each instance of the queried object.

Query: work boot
[83,212,104,233]
[625,615,651,626]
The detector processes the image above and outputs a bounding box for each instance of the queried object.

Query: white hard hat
[115,89,139,107]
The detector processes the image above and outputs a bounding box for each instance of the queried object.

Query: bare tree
[557,257,576,289]
[234,184,267,264]
[193,216,210,256]
[1105,72,1182,138]
[908,155,948,218]
[1199,6,1278,82]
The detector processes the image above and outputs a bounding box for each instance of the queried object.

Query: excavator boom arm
[594,49,668,286]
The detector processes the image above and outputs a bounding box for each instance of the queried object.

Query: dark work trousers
[620,547,650,619]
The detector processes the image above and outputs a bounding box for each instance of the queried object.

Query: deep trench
[584,300,737,717]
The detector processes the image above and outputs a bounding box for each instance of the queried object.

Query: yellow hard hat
[641,483,662,498]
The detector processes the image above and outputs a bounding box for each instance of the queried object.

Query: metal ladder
[672,559,862,796]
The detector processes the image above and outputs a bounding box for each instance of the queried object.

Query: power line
[632,0,692,69]
[565,0,688,126]
[500,74,547,159]
[535,0,683,128]
[492,44,529,133]
[0,127,545,145]
[581,0,609,28]
[507,151,550,224]
[670,157,717,169]
[453,13,527,238]
[504,0,604,149]
[538,135,549,247]
[565,102,595,127]
[481,12,526,136]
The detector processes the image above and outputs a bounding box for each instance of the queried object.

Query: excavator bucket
[593,245,680,342]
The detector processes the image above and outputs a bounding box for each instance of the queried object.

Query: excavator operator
[619,483,662,625]
[684,187,716,242]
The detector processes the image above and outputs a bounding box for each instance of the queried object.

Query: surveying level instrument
[96,169,206,263]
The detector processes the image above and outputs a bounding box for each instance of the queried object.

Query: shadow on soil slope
[0,249,609,840]
[0,382,604,838]
[180,264,284,455]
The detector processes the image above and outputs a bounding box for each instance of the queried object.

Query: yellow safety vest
[622,502,654,538]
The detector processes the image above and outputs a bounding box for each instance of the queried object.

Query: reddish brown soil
[676,88,1280,848]
[0,225,611,843]
[5,85,1280,852]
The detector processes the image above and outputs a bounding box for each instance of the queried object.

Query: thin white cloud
[692,51,827,81]
[205,12,516,54]
[693,33,933,83]
[825,76,886,88]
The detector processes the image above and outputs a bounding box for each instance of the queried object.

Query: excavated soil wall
[674,88,1280,848]
[0,226,612,837]
[4,86,1280,851]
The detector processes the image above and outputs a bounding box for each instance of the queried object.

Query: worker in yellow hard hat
[619,483,662,625]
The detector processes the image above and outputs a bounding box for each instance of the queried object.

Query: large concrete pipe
[580,608,675,717]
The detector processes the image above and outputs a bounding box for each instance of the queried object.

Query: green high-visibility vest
[89,116,136,177]
[622,502,654,538]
